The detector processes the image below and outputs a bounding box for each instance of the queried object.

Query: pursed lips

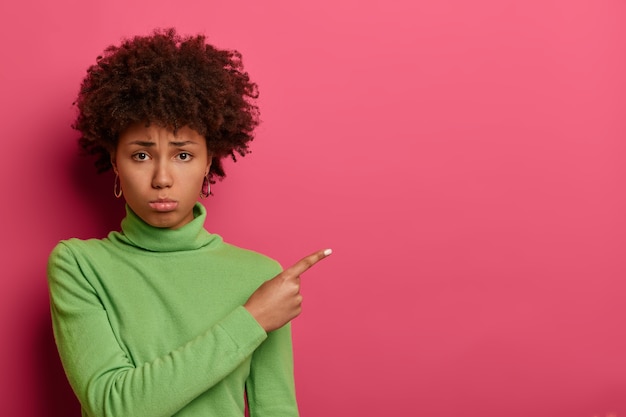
[149,199,178,211]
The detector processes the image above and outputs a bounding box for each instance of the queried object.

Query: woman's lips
[149,199,178,212]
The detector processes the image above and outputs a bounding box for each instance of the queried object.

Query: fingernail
[324,249,333,256]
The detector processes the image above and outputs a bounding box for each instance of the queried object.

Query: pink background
[1,0,625,416]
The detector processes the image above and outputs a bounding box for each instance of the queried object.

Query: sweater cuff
[218,306,267,350]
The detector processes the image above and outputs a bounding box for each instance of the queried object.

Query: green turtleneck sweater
[47,203,298,417]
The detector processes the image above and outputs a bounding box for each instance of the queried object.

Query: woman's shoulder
[218,242,283,275]
[53,235,113,249]
[47,237,116,287]
[48,236,116,261]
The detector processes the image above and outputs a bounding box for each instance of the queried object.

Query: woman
[47,28,331,417]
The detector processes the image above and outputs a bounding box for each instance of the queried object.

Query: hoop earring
[114,173,123,198]
[200,175,210,198]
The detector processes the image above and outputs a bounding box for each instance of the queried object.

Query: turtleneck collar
[113,202,221,252]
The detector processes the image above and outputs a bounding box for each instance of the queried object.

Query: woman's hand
[244,249,332,332]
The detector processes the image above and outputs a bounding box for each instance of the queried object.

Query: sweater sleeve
[47,242,267,417]
[245,322,300,416]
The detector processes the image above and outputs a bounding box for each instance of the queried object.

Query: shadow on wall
[69,141,127,237]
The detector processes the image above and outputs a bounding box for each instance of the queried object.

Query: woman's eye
[133,152,148,161]
[178,152,192,161]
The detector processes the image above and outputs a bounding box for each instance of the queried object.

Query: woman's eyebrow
[169,140,200,147]
[127,140,155,147]
[126,140,199,147]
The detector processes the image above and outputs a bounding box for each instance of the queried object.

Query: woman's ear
[205,155,213,177]
[110,154,118,175]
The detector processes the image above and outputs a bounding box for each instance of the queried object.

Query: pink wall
[2,0,625,416]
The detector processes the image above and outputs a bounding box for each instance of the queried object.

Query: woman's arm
[246,323,299,417]
[48,242,267,417]
[243,249,331,417]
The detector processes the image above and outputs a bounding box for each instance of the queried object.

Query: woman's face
[113,123,211,229]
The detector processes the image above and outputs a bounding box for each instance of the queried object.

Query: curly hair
[73,27,259,181]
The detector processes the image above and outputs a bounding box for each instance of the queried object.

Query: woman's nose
[152,162,173,189]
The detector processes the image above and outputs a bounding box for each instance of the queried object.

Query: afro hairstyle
[73,27,260,182]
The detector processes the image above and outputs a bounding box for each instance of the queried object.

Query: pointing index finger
[284,248,332,277]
